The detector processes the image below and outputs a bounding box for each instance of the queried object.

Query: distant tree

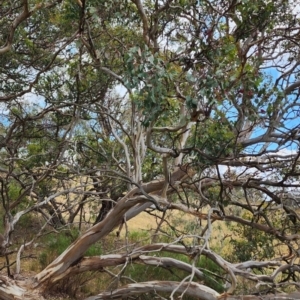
[1,0,300,299]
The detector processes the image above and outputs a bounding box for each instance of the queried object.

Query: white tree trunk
[84,281,220,300]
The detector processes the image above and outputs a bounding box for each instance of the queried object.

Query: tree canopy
[1,0,300,299]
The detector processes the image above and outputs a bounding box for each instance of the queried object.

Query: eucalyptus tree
[1,0,300,299]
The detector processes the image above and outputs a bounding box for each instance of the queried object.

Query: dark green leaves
[124,46,177,126]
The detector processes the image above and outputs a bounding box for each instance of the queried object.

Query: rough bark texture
[0,276,44,300]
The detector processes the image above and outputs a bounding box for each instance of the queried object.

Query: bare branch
[84,281,220,300]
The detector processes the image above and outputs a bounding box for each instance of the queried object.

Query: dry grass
[0,203,294,299]
[126,211,157,231]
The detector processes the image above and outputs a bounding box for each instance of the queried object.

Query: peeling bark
[0,276,44,300]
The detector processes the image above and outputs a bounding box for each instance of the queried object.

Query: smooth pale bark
[0,166,293,299]
[33,194,144,288]
[57,254,204,281]
[84,281,220,300]
[33,165,190,288]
